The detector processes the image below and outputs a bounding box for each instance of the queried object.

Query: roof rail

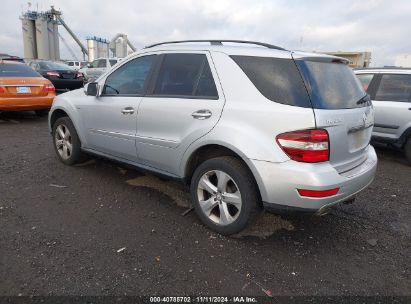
[144,40,286,51]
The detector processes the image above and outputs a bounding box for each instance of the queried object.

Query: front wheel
[52,117,86,165]
[190,156,260,235]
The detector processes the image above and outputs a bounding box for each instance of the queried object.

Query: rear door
[135,52,224,175]
[295,58,374,173]
[370,73,411,140]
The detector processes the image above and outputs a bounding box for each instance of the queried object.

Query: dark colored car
[0,53,25,63]
[28,60,84,93]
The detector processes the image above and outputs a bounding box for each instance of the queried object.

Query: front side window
[375,74,411,102]
[153,53,218,98]
[90,60,99,68]
[356,74,375,92]
[102,55,156,95]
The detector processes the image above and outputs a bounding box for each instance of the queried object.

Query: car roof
[0,59,24,65]
[136,44,346,63]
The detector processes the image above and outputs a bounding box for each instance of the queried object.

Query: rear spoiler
[291,52,349,65]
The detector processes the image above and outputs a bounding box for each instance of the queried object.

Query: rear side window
[97,59,107,68]
[153,53,218,98]
[0,63,40,77]
[356,74,375,92]
[109,59,117,67]
[375,74,411,102]
[230,55,311,108]
[296,60,367,109]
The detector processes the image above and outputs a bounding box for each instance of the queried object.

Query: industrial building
[20,7,136,62]
[320,51,372,68]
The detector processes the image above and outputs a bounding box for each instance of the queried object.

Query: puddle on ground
[126,175,294,238]
[126,175,191,208]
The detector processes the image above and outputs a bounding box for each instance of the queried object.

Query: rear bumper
[249,146,378,213]
[50,79,84,92]
[0,95,54,111]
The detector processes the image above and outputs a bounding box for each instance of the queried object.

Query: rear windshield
[231,56,312,108]
[296,60,367,109]
[0,63,40,77]
[39,61,72,70]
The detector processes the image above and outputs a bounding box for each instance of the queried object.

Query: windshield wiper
[356,94,371,105]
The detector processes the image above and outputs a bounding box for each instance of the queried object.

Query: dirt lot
[0,111,410,296]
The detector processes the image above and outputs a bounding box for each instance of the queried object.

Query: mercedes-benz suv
[48,40,377,235]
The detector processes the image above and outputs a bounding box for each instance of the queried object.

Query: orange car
[0,60,55,115]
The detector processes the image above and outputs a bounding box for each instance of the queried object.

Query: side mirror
[87,63,92,68]
[86,82,100,96]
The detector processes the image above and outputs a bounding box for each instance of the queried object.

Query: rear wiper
[356,94,371,105]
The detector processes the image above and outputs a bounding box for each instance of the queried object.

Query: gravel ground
[0,111,410,297]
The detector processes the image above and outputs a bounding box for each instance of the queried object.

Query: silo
[115,37,127,58]
[35,15,50,60]
[21,17,37,59]
[47,20,56,60]
[53,21,60,61]
[87,38,97,62]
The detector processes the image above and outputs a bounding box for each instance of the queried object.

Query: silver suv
[49,40,377,235]
[355,68,411,164]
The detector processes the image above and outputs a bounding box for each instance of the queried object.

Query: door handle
[121,107,135,114]
[192,109,212,120]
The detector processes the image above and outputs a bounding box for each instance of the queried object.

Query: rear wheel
[52,117,86,165]
[190,156,260,235]
[404,137,411,165]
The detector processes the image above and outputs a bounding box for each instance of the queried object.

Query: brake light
[297,188,340,198]
[276,129,329,163]
[43,83,55,92]
[46,71,60,77]
[0,86,5,93]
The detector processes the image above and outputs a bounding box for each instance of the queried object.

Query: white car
[79,58,119,82]
[66,60,88,71]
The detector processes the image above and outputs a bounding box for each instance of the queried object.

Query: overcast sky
[1,0,410,66]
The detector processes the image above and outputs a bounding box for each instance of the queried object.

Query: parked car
[0,53,25,63]
[0,60,55,115]
[66,60,88,70]
[28,60,84,93]
[49,40,377,235]
[78,58,119,82]
[355,68,411,164]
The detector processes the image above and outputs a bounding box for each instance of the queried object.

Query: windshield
[0,63,40,77]
[296,60,367,109]
[39,61,73,70]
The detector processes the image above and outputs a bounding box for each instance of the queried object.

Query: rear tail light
[297,188,340,198]
[46,71,60,77]
[0,86,5,93]
[276,129,329,163]
[43,83,55,92]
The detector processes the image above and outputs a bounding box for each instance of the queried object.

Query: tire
[35,109,49,117]
[405,137,411,165]
[190,156,260,235]
[52,117,86,165]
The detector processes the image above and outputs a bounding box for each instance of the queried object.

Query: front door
[136,52,225,175]
[81,54,158,161]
